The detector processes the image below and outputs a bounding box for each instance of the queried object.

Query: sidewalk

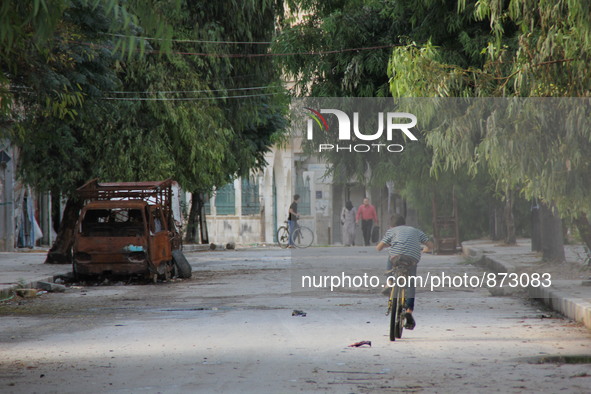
[462,239,591,330]
[0,249,68,301]
[0,243,244,301]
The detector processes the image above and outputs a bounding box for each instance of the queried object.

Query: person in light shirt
[355,197,378,246]
[340,200,356,246]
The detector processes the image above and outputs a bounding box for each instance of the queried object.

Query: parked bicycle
[276,221,314,248]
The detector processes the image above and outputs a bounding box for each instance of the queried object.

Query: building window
[241,178,260,215]
[295,174,311,215]
[215,183,235,215]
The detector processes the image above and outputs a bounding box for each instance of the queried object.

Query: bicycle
[276,221,314,248]
[385,257,415,341]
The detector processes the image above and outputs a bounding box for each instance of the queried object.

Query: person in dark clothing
[288,194,300,247]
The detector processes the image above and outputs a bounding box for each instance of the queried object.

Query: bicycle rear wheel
[292,226,314,248]
[276,226,289,249]
[394,288,405,339]
[389,286,398,341]
[389,286,405,341]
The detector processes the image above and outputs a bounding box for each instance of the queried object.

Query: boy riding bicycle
[376,214,433,330]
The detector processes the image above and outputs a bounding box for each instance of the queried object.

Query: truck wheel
[172,250,192,279]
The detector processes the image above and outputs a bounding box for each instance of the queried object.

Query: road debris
[15,289,38,298]
[348,341,372,348]
[292,309,307,317]
[36,281,66,293]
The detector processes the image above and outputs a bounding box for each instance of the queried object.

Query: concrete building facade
[201,133,419,246]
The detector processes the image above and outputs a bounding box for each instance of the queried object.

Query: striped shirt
[381,225,429,262]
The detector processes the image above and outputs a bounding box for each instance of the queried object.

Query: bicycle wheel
[394,288,405,339]
[292,226,314,248]
[388,286,398,341]
[389,286,405,340]
[276,226,289,249]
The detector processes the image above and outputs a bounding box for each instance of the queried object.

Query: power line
[9,82,294,96]
[102,92,281,101]
[168,44,399,57]
[110,85,281,95]
[71,40,401,58]
[103,33,273,45]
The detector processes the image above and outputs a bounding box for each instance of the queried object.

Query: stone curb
[182,243,226,252]
[0,245,219,301]
[462,244,591,330]
[182,243,286,252]
[0,242,248,301]
[0,274,62,302]
[528,285,591,330]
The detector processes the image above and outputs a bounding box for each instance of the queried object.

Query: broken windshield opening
[81,209,145,237]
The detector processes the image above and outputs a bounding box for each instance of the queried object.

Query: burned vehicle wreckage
[72,179,192,281]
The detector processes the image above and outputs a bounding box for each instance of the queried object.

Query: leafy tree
[379,1,525,243]
[0,0,164,115]
[274,0,401,97]
[276,1,502,240]
[139,1,289,243]
[273,1,412,201]
[2,0,289,261]
[4,1,175,262]
[387,1,591,260]
[475,0,591,258]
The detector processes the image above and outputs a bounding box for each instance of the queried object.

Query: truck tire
[172,250,192,279]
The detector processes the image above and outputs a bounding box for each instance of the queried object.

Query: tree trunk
[504,188,516,245]
[45,197,84,264]
[184,193,199,244]
[490,204,505,241]
[573,213,591,252]
[531,201,542,252]
[540,202,565,263]
[197,193,209,244]
[184,192,209,244]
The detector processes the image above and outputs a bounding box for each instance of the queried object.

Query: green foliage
[132,0,289,190]
[393,1,591,220]
[275,1,420,202]
[2,0,289,199]
[274,0,400,97]
[0,0,171,115]
[282,1,523,239]
[6,1,135,194]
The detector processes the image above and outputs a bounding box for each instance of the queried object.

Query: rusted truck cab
[73,180,190,281]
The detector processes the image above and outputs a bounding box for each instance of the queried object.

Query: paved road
[0,247,590,393]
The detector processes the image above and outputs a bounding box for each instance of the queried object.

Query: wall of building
[0,143,15,251]
[204,145,294,245]
[201,136,424,247]
[0,143,54,251]
[207,215,262,245]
